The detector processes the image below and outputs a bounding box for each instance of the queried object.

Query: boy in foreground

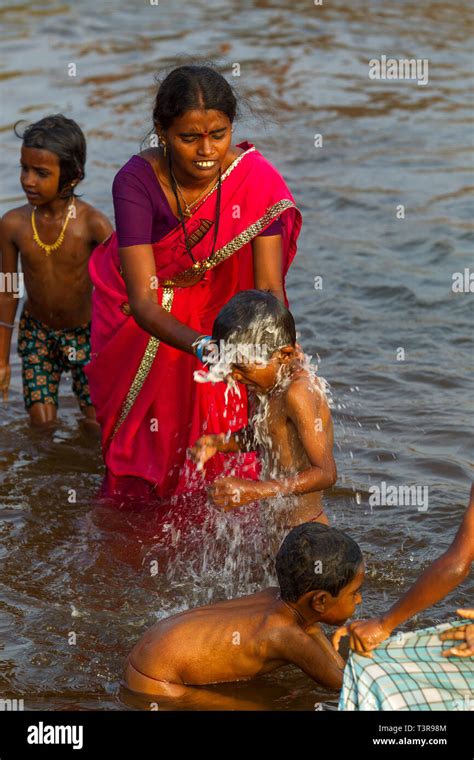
[190,290,337,527]
[124,523,364,705]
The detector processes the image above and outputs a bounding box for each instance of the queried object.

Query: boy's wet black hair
[15,114,86,198]
[276,523,363,602]
[212,290,296,359]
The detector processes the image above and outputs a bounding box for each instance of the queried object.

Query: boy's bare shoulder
[265,617,316,660]
[0,206,31,250]
[1,205,30,231]
[77,200,113,244]
[285,370,327,409]
[76,198,106,222]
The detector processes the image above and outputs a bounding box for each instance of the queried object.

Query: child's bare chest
[17,215,91,275]
[254,395,304,472]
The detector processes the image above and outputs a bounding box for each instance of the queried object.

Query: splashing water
[171,348,334,601]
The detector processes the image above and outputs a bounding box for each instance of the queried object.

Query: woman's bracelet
[192,334,213,362]
[191,334,207,356]
[0,321,14,329]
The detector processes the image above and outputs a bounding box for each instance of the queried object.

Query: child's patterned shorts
[17,308,92,411]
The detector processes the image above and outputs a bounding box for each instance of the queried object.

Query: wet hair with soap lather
[212,289,297,364]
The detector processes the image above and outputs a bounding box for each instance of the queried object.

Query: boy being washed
[190,290,337,527]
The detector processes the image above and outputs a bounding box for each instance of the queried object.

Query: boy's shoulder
[264,612,317,661]
[74,199,113,243]
[1,204,30,226]
[0,205,30,242]
[75,198,105,220]
[285,369,326,404]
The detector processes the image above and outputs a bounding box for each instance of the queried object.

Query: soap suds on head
[193,335,271,389]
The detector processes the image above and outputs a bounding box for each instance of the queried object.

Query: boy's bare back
[125,586,344,696]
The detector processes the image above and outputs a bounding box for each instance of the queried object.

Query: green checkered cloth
[339,619,474,711]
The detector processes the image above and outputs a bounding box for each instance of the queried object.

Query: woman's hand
[332,617,393,657]
[208,476,265,510]
[440,609,474,657]
[189,434,225,470]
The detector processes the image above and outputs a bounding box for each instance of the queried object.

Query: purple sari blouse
[113,155,282,247]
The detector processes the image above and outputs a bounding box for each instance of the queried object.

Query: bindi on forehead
[173,109,229,133]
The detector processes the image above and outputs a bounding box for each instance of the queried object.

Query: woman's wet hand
[332,617,393,657]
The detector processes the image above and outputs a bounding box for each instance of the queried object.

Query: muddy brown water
[0,0,472,710]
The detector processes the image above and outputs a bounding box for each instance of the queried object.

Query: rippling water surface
[0,0,472,710]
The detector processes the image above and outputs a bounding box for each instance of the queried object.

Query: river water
[0,0,472,711]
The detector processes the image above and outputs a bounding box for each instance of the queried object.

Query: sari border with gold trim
[190,145,256,213]
[111,287,174,440]
[116,146,256,280]
[110,199,297,441]
[160,198,297,286]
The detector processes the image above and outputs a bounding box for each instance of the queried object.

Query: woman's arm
[333,485,474,654]
[378,497,473,633]
[123,234,286,351]
[119,244,203,354]
[114,166,206,354]
[252,234,285,303]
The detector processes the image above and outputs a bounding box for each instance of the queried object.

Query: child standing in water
[190,290,337,527]
[0,114,113,429]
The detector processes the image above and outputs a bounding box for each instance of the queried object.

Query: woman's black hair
[212,289,296,360]
[152,64,239,131]
[276,523,363,602]
[15,114,86,198]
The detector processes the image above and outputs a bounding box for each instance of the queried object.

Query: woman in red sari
[86,65,302,505]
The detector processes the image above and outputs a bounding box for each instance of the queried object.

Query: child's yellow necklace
[31,198,75,256]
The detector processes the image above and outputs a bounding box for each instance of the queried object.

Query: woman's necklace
[31,198,75,256]
[172,172,219,218]
[168,153,222,267]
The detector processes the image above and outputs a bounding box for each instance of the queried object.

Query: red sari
[85,142,301,504]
